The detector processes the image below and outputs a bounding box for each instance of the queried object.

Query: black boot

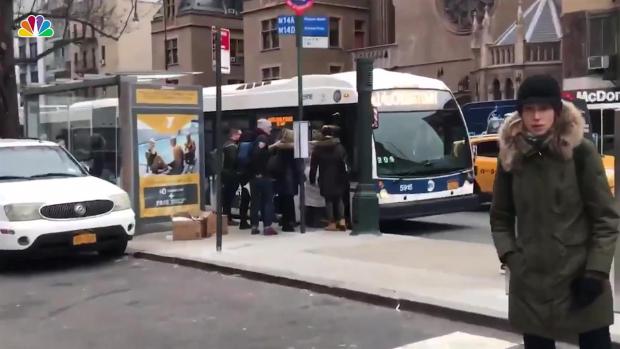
[239,220,251,230]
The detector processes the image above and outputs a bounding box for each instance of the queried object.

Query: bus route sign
[286,0,314,16]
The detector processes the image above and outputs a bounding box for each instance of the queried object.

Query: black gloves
[571,271,607,309]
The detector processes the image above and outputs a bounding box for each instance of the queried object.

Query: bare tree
[0,0,138,138]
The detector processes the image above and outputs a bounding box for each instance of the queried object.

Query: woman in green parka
[491,75,619,349]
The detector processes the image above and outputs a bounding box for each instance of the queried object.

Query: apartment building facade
[561,0,619,154]
[242,0,382,82]
[151,0,245,86]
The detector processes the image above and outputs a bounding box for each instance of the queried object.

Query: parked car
[0,139,135,266]
[471,134,615,204]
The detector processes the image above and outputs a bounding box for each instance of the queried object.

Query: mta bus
[203,69,478,220]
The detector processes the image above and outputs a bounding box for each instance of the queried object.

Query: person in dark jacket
[309,125,348,231]
[248,119,278,236]
[222,128,242,226]
[491,75,619,349]
[270,128,300,232]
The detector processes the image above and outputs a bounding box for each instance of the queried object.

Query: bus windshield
[373,108,471,178]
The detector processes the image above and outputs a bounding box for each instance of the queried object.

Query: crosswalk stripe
[393,331,518,349]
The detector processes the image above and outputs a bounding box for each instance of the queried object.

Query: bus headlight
[4,203,43,221]
[110,193,132,211]
[379,189,389,199]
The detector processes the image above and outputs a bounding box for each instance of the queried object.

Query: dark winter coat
[309,137,348,198]
[271,142,299,196]
[491,100,620,338]
[249,129,272,178]
[222,140,238,181]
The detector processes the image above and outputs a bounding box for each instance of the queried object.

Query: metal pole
[215,29,223,251]
[295,14,306,234]
[351,58,380,235]
[163,2,168,71]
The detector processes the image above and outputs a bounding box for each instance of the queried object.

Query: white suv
[0,139,135,262]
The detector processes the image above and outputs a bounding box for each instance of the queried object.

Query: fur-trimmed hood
[498,100,585,172]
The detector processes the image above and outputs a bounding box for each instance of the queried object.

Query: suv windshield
[0,145,86,181]
[373,109,472,177]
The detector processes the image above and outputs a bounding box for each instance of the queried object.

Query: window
[329,65,343,74]
[0,146,86,181]
[73,24,78,38]
[354,20,366,49]
[19,73,27,85]
[227,79,244,84]
[231,39,244,60]
[61,47,65,57]
[166,38,178,66]
[329,17,340,48]
[474,140,499,157]
[30,71,38,83]
[74,52,79,67]
[589,15,618,56]
[29,41,37,58]
[165,0,175,18]
[492,79,501,100]
[82,51,87,68]
[101,45,106,65]
[262,66,280,81]
[261,19,279,50]
[18,42,26,58]
[92,48,96,68]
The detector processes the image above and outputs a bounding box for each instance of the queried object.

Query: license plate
[73,232,97,246]
[447,180,459,190]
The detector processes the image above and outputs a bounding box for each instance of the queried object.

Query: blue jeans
[250,177,274,228]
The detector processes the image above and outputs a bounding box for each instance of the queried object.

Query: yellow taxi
[471,134,615,203]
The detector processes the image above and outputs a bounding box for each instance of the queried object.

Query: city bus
[203,69,478,221]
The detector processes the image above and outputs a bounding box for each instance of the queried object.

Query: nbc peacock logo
[17,15,54,38]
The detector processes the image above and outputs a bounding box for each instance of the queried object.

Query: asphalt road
[381,207,494,245]
[0,254,532,349]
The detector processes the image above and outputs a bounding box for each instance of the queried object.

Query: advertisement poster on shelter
[137,114,201,218]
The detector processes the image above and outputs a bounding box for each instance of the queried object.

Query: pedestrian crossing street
[392,331,576,349]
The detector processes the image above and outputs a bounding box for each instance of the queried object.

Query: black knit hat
[517,75,562,114]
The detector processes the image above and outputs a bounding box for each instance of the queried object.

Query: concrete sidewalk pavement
[128,227,620,343]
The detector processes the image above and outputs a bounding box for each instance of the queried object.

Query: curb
[132,250,620,347]
[131,251,514,331]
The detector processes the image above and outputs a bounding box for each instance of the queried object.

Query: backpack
[237,141,254,169]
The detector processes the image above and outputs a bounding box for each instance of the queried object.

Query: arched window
[492,79,501,100]
[505,78,514,99]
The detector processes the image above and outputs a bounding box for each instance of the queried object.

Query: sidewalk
[128,226,620,343]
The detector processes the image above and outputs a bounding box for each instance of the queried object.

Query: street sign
[211,27,230,75]
[278,16,296,35]
[293,121,309,159]
[302,16,328,48]
[278,16,328,48]
[286,0,314,16]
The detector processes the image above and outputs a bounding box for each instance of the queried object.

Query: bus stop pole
[296,14,307,234]
[215,29,223,251]
[351,58,380,235]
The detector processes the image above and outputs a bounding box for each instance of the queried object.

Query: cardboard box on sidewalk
[204,211,228,237]
[171,213,202,241]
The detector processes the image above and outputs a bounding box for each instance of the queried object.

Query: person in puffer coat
[490,74,619,349]
[309,125,349,231]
